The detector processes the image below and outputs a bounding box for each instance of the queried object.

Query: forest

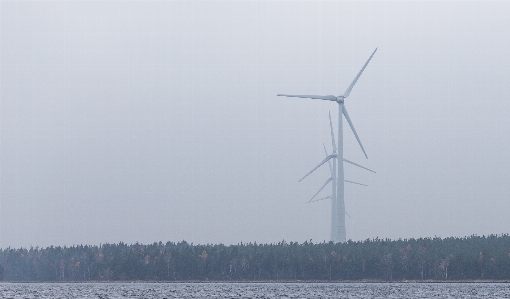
[1,234,509,282]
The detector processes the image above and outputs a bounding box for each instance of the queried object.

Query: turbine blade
[309,195,332,203]
[323,143,334,177]
[343,158,376,173]
[343,47,378,98]
[277,94,337,101]
[345,180,367,186]
[299,154,337,182]
[307,178,332,203]
[343,105,368,159]
[329,111,337,153]
[345,211,352,219]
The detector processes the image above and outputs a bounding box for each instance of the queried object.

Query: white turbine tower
[278,48,377,243]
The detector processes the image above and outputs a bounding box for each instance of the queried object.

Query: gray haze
[2,1,510,248]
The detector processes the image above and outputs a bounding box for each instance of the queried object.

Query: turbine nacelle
[335,96,345,103]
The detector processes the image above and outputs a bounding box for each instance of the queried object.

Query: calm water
[0,283,509,298]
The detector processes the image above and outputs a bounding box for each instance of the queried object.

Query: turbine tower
[278,48,377,243]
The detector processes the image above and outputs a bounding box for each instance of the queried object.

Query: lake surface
[0,282,508,298]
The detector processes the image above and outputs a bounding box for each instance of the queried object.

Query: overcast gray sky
[2,1,510,248]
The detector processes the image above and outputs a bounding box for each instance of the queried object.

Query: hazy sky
[2,1,510,248]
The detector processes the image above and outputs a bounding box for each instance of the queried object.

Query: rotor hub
[336,96,345,103]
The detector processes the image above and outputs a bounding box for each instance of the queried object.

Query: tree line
[1,234,509,281]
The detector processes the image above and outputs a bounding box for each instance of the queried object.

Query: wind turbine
[301,112,375,237]
[278,48,377,243]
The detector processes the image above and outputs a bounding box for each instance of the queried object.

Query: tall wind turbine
[278,48,377,243]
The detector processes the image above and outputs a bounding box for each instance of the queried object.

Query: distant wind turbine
[300,112,375,237]
[278,48,377,242]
